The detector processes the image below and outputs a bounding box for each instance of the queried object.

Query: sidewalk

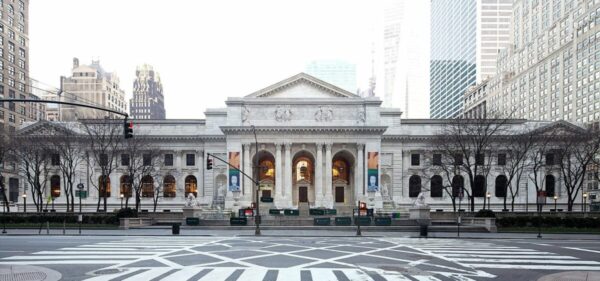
[1,227,599,240]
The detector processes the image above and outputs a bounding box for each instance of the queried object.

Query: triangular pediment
[528,120,587,136]
[245,73,360,99]
[18,120,82,137]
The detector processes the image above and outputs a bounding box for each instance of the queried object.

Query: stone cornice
[220,126,388,135]
[226,98,381,106]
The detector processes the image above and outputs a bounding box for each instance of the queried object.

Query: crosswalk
[412,242,600,272]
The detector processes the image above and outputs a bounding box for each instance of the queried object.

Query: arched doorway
[253,151,275,201]
[292,151,315,207]
[141,175,153,197]
[120,175,132,198]
[50,175,61,198]
[98,175,110,198]
[163,175,176,197]
[332,150,355,206]
[185,175,197,197]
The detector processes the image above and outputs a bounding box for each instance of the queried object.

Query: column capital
[315,142,324,149]
[356,143,365,151]
[284,142,292,150]
[242,143,252,150]
[275,142,283,150]
[325,143,333,151]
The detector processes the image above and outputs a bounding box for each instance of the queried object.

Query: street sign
[76,190,88,198]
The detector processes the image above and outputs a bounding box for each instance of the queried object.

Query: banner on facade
[367,152,379,192]
[228,152,241,192]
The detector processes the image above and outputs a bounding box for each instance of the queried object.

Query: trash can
[172,224,180,235]
[419,225,428,237]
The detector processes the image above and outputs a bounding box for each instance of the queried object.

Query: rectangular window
[546,153,555,165]
[454,154,463,165]
[432,154,442,166]
[475,153,485,165]
[121,154,130,166]
[186,153,195,166]
[164,154,173,166]
[498,153,507,166]
[99,154,108,166]
[411,154,420,166]
[143,153,151,166]
[51,154,60,166]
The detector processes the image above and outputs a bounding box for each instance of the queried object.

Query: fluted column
[356,143,364,200]
[324,143,333,206]
[275,143,283,198]
[284,143,292,204]
[315,142,323,207]
[243,143,251,196]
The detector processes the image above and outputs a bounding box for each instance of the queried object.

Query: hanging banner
[228,152,241,192]
[367,152,379,192]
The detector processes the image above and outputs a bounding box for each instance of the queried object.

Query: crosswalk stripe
[83,269,140,281]
[276,269,302,281]
[197,268,237,280]
[0,260,120,265]
[122,268,172,281]
[159,267,202,281]
[428,251,551,254]
[35,251,160,255]
[413,276,442,281]
[441,254,578,259]
[307,268,344,281]
[464,264,600,270]
[2,255,149,260]
[450,258,600,265]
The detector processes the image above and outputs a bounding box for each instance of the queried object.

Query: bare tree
[0,128,14,212]
[499,126,537,211]
[82,119,123,212]
[436,114,510,211]
[120,135,162,212]
[49,123,85,212]
[14,138,50,212]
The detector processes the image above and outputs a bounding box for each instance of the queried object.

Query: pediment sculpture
[315,106,333,122]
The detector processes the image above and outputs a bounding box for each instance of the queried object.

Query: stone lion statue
[185,193,199,207]
[413,192,428,208]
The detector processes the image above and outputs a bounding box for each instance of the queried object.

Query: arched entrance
[253,151,275,201]
[332,150,355,207]
[292,151,315,207]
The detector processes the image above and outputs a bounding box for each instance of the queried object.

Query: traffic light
[206,157,213,170]
[123,119,133,139]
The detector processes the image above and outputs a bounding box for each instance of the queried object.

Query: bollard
[172,224,180,235]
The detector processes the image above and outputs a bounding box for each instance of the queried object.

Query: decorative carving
[284,142,292,150]
[242,106,249,122]
[325,143,333,151]
[357,109,366,123]
[275,105,292,122]
[315,106,333,122]
[184,193,199,207]
[357,143,365,151]
[413,192,428,208]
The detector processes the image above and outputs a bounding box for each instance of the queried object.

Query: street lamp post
[553,195,558,212]
[583,192,588,215]
[22,193,27,213]
[486,192,491,210]
[251,125,261,236]
[120,194,124,209]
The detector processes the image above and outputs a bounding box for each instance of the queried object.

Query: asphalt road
[0,234,599,280]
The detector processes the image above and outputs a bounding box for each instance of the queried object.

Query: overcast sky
[30,0,382,119]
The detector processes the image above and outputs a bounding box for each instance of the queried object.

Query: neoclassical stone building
[15,73,586,213]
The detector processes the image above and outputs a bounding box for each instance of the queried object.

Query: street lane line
[563,247,600,254]
[82,268,140,281]
[429,251,550,254]
[0,260,120,265]
[160,267,205,281]
[450,258,600,264]
[442,254,577,259]
[464,264,600,270]
[122,268,171,281]
[35,251,159,255]
[234,268,269,281]
[196,268,236,280]
[2,255,148,260]
[309,268,346,281]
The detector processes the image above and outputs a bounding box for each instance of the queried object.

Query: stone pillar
[198,150,204,197]
[356,143,364,202]
[275,143,283,198]
[324,143,333,207]
[315,142,323,207]
[176,151,182,172]
[284,143,292,207]
[243,143,252,197]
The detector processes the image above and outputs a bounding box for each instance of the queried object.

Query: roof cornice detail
[220,126,388,135]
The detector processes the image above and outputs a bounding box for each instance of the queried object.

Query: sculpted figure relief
[275,106,292,122]
[242,106,249,122]
[315,106,333,122]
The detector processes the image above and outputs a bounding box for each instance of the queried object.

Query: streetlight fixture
[553,195,558,212]
[486,192,491,210]
[22,193,27,213]
[120,193,124,209]
[583,192,588,214]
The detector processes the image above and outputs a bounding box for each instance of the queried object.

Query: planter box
[185,217,200,226]
[374,217,392,226]
[284,209,299,216]
[314,217,331,226]
[335,217,352,226]
[230,217,247,225]
[355,217,372,226]
[309,209,325,216]
[261,197,274,203]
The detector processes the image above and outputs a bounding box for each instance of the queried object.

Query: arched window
[545,175,555,197]
[430,175,443,197]
[295,158,312,182]
[120,175,132,198]
[185,175,197,197]
[409,175,421,198]
[163,175,176,198]
[98,175,110,198]
[452,175,464,197]
[141,175,153,197]
[8,5,14,15]
[332,159,350,182]
[50,175,60,197]
[18,12,24,23]
[473,175,486,197]
[259,159,275,181]
[495,175,508,197]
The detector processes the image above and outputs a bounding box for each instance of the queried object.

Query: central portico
[221,73,387,212]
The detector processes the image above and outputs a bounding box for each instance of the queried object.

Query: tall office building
[59,58,127,121]
[0,0,42,134]
[383,0,430,118]
[430,0,512,119]
[130,64,165,119]
[305,60,357,93]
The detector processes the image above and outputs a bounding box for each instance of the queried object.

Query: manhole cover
[538,271,600,281]
[0,265,61,281]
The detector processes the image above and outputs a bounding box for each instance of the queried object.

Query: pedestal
[409,207,431,226]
